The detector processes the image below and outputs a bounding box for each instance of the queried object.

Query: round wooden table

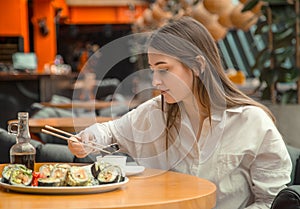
[0,163,216,209]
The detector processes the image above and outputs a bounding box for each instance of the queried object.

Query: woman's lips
[161,90,169,95]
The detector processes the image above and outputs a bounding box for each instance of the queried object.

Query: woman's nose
[152,72,162,87]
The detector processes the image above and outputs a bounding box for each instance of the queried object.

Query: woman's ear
[195,55,206,74]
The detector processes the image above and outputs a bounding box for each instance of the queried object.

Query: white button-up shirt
[84,97,292,209]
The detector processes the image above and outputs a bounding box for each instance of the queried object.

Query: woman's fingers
[68,137,89,158]
[74,152,89,158]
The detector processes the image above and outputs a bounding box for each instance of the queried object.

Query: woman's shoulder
[225,105,276,130]
[221,105,282,152]
[228,105,270,120]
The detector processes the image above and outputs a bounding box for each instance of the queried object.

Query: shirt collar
[211,106,244,121]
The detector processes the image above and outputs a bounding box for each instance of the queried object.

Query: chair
[0,94,18,129]
[271,185,300,209]
[270,145,300,208]
[286,145,300,185]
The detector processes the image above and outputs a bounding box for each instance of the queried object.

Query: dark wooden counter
[0,71,77,80]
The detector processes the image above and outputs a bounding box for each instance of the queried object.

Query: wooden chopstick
[41,129,78,142]
[44,125,77,138]
[44,125,116,149]
[41,126,115,154]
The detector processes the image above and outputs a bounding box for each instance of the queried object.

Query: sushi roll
[9,165,33,186]
[38,178,61,187]
[91,162,101,179]
[66,166,89,186]
[39,164,54,178]
[50,166,69,186]
[90,161,113,179]
[1,164,17,183]
[97,165,124,184]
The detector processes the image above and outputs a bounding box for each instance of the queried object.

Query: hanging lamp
[203,0,232,14]
[230,3,259,31]
[191,2,218,26]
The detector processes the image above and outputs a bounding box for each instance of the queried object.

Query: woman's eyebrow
[149,61,167,67]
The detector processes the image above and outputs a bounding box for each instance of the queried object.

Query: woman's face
[148,49,194,104]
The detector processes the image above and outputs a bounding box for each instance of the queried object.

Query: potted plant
[243,0,300,104]
[242,0,300,147]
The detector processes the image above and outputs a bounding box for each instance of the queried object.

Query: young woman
[68,16,292,208]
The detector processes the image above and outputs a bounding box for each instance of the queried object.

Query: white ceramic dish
[0,177,129,194]
[85,163,144,176]
[124,166,145,176]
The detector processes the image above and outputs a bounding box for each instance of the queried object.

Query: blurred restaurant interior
[0,0,300,151]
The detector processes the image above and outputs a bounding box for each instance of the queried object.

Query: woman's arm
[245,131,292,208]
[68,97,163,158]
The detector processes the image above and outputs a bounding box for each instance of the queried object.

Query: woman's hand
[68,132,95,158]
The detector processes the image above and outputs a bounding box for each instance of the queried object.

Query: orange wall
[67,5,146,24]
[0,0,29,52]
[0,0,146,72]
[32,0,57,72]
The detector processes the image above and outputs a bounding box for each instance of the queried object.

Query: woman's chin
[165,100,176,104]
[163,94,178,104]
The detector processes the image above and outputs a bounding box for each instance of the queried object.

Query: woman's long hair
[148,16,275,142]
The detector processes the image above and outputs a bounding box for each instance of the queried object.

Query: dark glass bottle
[8,112,36,171]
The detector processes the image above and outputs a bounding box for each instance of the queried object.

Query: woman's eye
[157,69,168,74]
[150,68,168,76]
